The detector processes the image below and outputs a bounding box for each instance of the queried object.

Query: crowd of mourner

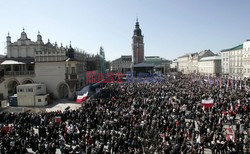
[0,74,249,154]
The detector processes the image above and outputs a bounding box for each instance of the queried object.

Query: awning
[1,60,26,65]
[1,58,35,65]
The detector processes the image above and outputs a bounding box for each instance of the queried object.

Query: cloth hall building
[0,30,86,100]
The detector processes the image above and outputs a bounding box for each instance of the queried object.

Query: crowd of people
[0,74,249,154]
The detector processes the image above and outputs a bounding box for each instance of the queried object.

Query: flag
[226,127,235,142]
[55,116,62,124]
[223,79,226,86]
[229,104,236,116]
[201,99,214,108]
[160,133,165,139]
[222,111,228,116]
[234,99,240,111]
[75,91,88,103]
[216,79,219,86]
[231,79,234,90]
[186,130,191,140]
[227,79,230,88]
[226,79,230,91]
[220,78,222,88]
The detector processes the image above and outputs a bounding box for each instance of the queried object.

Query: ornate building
[132,18,144,65]
[0,30,87,100]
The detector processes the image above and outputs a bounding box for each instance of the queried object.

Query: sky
[0,0,250,61]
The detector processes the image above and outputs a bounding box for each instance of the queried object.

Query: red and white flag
[75,91,88,103]
[55,116,62,124]
[201,99,214,108]
[226,127,235,142]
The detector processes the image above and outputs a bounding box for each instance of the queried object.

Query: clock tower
[132,18,144,65]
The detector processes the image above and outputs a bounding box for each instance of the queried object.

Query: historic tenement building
[198,56,221,75]
[242,40,250,77]
[0,30,87,99]
[221,43,244,78]
[177,50,215,74]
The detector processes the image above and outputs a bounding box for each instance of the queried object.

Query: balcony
[65,73,78,80]
[5,71,35,76]
[70,74,77,79]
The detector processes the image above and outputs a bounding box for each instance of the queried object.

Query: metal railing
[5,71,35,76]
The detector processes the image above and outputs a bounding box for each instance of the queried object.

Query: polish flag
[226,127,235,142]
[55,116,62,124]
[201,99,214,108]
[75,92,88,103]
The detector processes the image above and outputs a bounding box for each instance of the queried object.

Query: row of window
[230,62,243,67]
[37,98,47,102]
[223,62,243,67]
[18,88,33,93]
[230,69,242,74]
[199,68,214,71]
[223,57,243,61]
[244,69,250,73]
[243,47,250,51]
[36,51,65,55]
[35,57,65,61]
[18,86,41,93]
[222,50,243,56]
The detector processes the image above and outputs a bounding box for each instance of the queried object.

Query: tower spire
[135,17,140,29]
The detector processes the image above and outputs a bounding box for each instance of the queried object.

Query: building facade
[198,56,221,75]
[221,44,243,78]
[177,50,215,74]
[242,40,250,77]
[177,54,189,74]
[0,30,87,99]
[170,59,178,70]
[111,55,132,73]
[132,18,144,65]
